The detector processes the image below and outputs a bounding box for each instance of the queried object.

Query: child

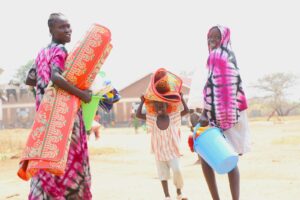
[0,91,7,129]
[88,113,101,140]
[136,92,189,200]
[199,25,251,200]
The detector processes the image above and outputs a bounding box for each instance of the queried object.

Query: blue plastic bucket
[193,124,238,174]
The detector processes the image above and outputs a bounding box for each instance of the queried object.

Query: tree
[14,59,34,83]
[254,73,300,119]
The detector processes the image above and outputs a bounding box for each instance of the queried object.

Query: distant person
[19,83,28,99]
[136,68,189,200]
[6,80,18,102]
[0,91,7,129]
[130,110,139,134]
[16,107,30,128]
[88,111,101,140]
[198,25,251,200]
[88,120,101,140]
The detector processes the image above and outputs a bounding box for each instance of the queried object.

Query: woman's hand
[199,113,209,127]
[140,95,145,103]
[80,90,92,103]
[180,92,189,116]
[136,95,146,120]
[180,92,184,99]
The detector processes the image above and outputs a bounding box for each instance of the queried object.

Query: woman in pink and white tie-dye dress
[25,13,92,200]
[199,25,251,200]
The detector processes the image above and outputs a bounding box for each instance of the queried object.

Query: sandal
[176,194,188,200]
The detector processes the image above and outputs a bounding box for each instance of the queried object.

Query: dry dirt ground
[0,117,300,199]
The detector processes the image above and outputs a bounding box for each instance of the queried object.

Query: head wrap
[204,25,248,130]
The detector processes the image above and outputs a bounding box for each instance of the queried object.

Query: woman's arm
[51,67,91,103]
[136,95,146,120]
[180,92,189,117]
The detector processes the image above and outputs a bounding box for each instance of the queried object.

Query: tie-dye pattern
[28,43,92,199]
[203,26,248,131]
[31,43,68,110]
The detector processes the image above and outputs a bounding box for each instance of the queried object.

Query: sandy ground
[0,118,300,200]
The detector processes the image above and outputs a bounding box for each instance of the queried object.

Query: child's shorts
[155,158,184,189]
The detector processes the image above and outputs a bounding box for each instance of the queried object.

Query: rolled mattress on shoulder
[18,24,112,181]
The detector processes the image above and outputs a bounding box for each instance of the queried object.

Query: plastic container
[82,95,102,131]
[193,123,238,174]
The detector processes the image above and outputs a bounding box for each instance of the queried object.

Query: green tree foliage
[14,60,34,83]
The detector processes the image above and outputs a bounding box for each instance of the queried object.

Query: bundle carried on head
[144,68,183,114]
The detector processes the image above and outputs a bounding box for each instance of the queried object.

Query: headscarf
[203,25,248,131]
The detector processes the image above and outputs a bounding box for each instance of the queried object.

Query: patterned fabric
[18,24,112,181]
[94,79,121,113]
[203,25,248,131]
[99,88,121,112]
[23,44,91,199]
[29,111,91,200]
[146,112,182,161]
[32,43,68,110]
[144,68,183,114]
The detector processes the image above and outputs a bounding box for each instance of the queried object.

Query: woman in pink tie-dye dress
[199,25,251,200]
[25,13,92,200]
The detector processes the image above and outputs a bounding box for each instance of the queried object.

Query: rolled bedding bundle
[144,68,183,114]
[18,24,112,181]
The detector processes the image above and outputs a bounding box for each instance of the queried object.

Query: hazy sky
[0,0,299,99]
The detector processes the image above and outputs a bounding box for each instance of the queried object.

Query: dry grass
[1,116,300,159]
[0,129,27,160]
[249,115,300,122]
[0,128,130,160]
[0,116,300,199]
[272,136,300,145]
[89,147,124,155]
